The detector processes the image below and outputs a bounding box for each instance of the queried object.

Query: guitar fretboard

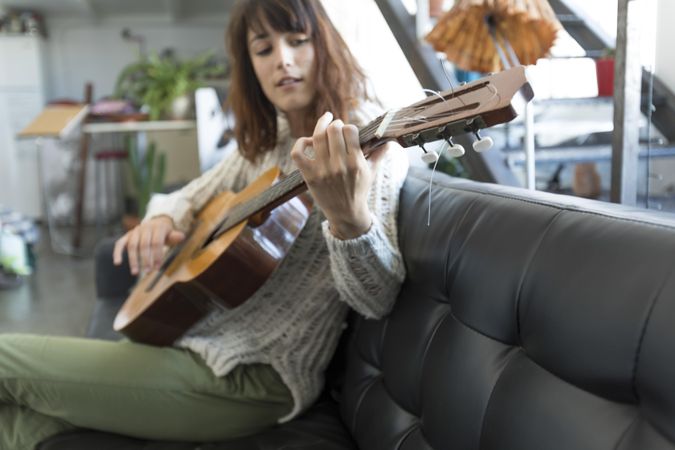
[210,114,387,239]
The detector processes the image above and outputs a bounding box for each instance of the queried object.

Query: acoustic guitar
[114,66,534,345]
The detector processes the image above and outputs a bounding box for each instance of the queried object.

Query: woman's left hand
[291,112,390,240]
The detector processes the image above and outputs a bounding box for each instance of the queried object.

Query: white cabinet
[0,35,47,218]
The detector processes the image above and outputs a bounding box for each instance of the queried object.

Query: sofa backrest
[340,167,675,450]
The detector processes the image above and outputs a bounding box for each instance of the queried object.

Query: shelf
[506,145,675,166]
[82,120,196,134]
[534,96,614,106]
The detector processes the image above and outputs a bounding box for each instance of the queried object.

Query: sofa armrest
[85,297,126,340]
[86,238,137,340]
[94,237,136,299]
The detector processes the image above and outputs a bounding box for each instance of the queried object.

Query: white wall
[321,0,423,110]
[43,17,227,102]
[42,4,425,108]
[655,0,675,90]
[0,36,48,217]
[321,0,427,166]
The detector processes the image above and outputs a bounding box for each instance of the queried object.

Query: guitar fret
[211,117,384,240]
[216,171,305,235]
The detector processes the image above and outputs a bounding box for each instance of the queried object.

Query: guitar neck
[214,116,387,234]
[212,67,533,236]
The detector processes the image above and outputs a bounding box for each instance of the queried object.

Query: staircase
[549,0,675,142]
[375,0,675,183]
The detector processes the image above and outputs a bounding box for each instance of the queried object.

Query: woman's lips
[277,77,302,87]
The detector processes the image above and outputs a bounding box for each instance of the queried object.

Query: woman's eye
[255,47,272,56]
[290,37,310,46]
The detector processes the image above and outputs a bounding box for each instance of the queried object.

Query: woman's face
[247,21,317,117]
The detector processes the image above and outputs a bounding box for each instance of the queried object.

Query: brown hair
[226,0,370,162]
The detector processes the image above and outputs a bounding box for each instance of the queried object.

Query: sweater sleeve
[321,147,409,319]
[144,147,250,232]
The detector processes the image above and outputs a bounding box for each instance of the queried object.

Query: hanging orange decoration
[426,0,562,73]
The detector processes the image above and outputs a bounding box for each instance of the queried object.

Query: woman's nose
[275,42,293,69]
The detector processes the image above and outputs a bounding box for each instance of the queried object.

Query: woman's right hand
[113,215,186,275]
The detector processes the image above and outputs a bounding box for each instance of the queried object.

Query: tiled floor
[0,228,98,336]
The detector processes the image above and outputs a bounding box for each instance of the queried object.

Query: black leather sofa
[39,167,675,450]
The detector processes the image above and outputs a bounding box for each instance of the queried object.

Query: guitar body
[113,167,312,346]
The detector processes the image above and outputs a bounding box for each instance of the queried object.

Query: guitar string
[422,88,451,108]
[217,105,434,235]
[419,88,451,228]
[384,96,477,129]
[372,79,490,133]
[422,84,500,228]
[228,115,386,206]
[154,81,498,284]
[187,82,502,249]
[380,91,451,137]
[184,84,499,248]
[428,143,448,227]
[155,77,512,293]
[439,56,467,107]
[221,171,305,229]
[396,81,498,227]
[384,85,500,134]
[382,83,501,125]
[209,116,388,238]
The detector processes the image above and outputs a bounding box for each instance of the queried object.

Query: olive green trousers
[0,334,293,450]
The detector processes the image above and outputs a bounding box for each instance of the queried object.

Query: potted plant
[114,50,227,120]
[123,138,166,229]
[595,48,615,97]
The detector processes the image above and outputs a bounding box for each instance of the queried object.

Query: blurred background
[0,0,672,332]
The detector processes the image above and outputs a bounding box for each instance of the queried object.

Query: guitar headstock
[362,66,533,152]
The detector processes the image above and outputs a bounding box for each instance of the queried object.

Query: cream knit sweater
[145,104,409,421]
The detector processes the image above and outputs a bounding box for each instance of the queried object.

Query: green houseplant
[115,51,227,120]
[127,139,166,220]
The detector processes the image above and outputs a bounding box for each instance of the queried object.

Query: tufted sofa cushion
[340,167,675,450]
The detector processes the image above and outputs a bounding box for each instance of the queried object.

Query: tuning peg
[417,143,439,164]
[421,151,439,164]
[444,138,465,158]
[472,132,494,153]
[448,143,466,158]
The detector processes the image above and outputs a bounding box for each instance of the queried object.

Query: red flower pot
[595,58,615,97]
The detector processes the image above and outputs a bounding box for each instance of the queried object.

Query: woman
[0,0,408,447]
